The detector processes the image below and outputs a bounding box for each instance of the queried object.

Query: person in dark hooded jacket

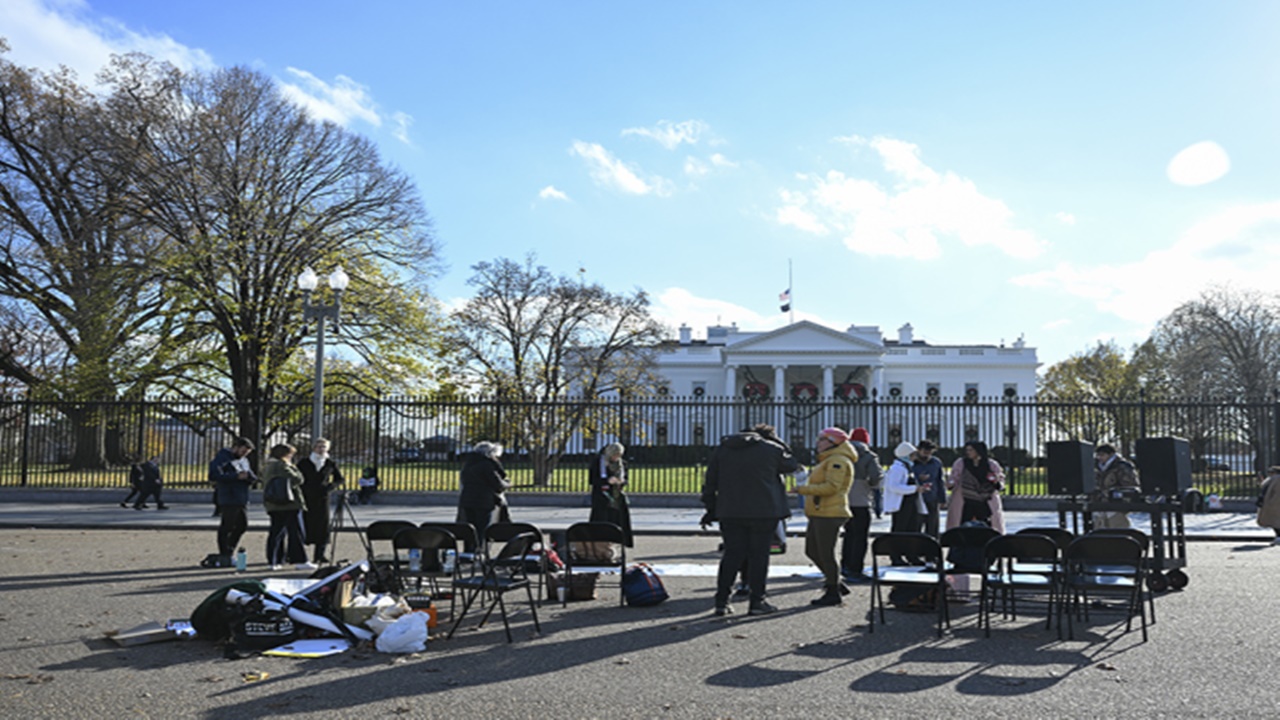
[456,441,510,537]
[701,423,800,617]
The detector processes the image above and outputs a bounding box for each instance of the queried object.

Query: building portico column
[822,365,835,399]
[871,365,885,398]
[725,365,738,398]
[773,365,787,400]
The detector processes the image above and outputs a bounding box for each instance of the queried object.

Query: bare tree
[451,256,667,485]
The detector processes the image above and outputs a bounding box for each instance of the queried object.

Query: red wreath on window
[742,381,770,400]
[791,382,819,402]
[835,382,866,401]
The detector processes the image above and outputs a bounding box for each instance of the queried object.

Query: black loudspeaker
[1047,440,1096,496]
[1135,436,1192,496]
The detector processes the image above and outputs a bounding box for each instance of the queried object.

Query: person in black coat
[130,455,167,510]
[296,438,345,564]
[456,442,510,538]
[589,443,633,547]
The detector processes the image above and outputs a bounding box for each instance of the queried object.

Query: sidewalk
[0,490,1270,541]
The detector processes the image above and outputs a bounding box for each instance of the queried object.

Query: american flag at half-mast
[779,289,791,313]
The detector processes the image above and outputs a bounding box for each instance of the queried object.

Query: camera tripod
[326,489,374,565]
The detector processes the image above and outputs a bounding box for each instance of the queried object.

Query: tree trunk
[66,406,110,470]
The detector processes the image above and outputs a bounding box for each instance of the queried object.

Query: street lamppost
[298,266,350,443]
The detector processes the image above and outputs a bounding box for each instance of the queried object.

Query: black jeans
[717,518,776,606]
[267,509,307,565]
[890,499,924,565]
[840,506,873,575]
[216,504,247,557]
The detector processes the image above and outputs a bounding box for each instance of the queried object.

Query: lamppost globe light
[297,267,319,291]
[328,267,350,291]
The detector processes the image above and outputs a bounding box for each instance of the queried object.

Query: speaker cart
[1057,499,1189,592]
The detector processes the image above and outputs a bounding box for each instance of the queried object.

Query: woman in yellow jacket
[793,427,856,607]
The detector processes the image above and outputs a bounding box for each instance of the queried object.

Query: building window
[888,383,904,399]
[964,425,980,443]
[926,424,940,445]
[693,424,706,446]
[926,383,941,403]
[964,383,979,404]
[1003,383,1018,399]
[655,422,668,447]
[582,433,597,452]
[692,381,707,398]
[888,424,903,444]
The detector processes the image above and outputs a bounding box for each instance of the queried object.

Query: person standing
[913,440,945,537]
[946,441,1006,533]
[701,423,800,617]
[793,427,855,607]
[209,437,256,563]
[840,427,883,583]
[1256,467,1280,544]
[884,442,926,535]
[131,454,167,511]
[456,441,510,539]
[356,466,379,505]
[297,438,345,564]
[589,443,634,547]
[263,443,312,570]
[1092,443,1139,529]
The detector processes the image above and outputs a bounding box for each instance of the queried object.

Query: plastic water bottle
[442,549,456,574]
[234,547,247,572]
[408,548,422,573]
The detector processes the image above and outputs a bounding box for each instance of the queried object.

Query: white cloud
[776,135,1045,260]
[570,141,671,196]
[684,157,709,177]
[539,185,570,201]
[279,67,382,127]
[3,0,215,81]
[1167,141,1230,186]
[1043,318,1072,330]
[649,287,842,338]
[391,111,413,145]
[622,119,710,150]
[1012,200,1280,325]
[710,153,737,168]
[1055,212,1077,226]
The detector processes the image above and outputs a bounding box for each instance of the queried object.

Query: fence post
[1272,390,1280,471]
[20,394,32,487]
[870,388,880,457]
[1005,395,1017,494]
[372,393,383,469]
[1139,387,1148,439]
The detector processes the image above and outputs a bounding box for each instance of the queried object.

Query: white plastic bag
[365,597,412,635]
[375,612,429,654]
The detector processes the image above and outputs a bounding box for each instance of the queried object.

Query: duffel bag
[622,563,668,607]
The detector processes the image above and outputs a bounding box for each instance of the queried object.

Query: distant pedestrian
[913,440,945,537]
[130,455,167,511]
[121,455,144,509]
[793,427,854,607]
[297,438,345,564]
[356,466,379,504]
[263,443,312,570]
[1093,443,1138,529]
[946,441,1006,533]
[1255,466,1280,544]
[701,423,800,617]
[457,441,510,538]
[840,427,883,582]
[209,437,256,563]
[590,443,633,547]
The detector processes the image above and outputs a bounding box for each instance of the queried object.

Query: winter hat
[818,427,850,444]
[894,441,917,459]
[850,427,870,444]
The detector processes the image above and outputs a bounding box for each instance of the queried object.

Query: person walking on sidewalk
[263,443,312,570]
[209,437,256,563]
[840,427,883,582]
[793,427,855,607]
[701,423,800,617]
[130,455,167,510]
[297,438,344,564]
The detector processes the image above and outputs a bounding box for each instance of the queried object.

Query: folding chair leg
[525,582,541,634]
[495,593,513,643]
[447,586,484,639]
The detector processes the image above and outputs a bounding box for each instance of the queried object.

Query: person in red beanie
[840,427,884,582]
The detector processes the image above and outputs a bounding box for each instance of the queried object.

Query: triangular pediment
[726,321,884,354]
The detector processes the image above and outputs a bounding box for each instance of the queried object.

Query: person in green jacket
[263,443,312,570]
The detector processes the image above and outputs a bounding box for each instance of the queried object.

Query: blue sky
[6,0,1280,368]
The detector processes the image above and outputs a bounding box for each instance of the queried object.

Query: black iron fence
[1,394,1276,498]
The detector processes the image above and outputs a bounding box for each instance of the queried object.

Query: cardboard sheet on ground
[262,639,351,658]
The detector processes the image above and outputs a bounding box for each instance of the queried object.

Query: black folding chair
[563,521,627,607]
[421,522,479,576]
[391,527,459,617]
[486,522,549,603]
[1086,528,1156,623]
[869,533,949,637]
[448,532,542,643]
[365,520,417,590]
[980,534,1060,638]
[1062,535,1149,642]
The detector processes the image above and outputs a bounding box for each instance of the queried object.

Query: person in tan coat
[793,427,855,607]
[1256,467,1280,544]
